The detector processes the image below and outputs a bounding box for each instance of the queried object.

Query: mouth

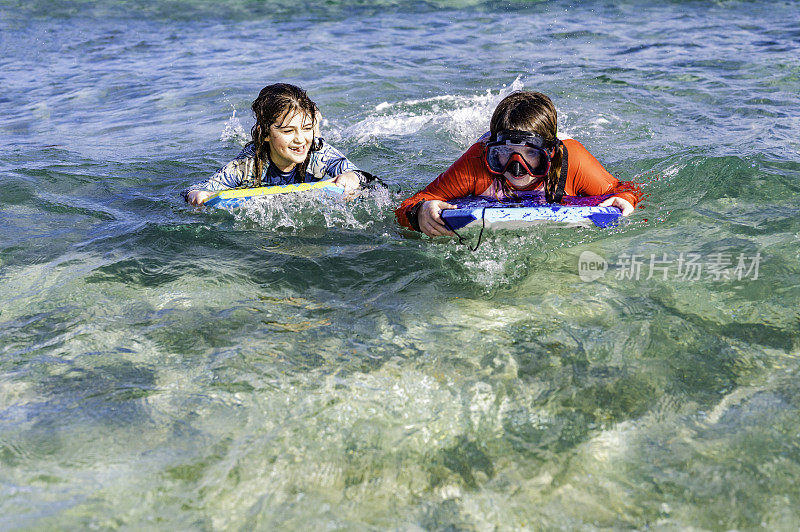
[505,172,544,189]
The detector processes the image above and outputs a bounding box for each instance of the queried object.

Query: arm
[395,143,486,235]
[562,139,641,216]
[183,147,255,205]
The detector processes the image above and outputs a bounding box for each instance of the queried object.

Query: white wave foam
[345,76,526,146]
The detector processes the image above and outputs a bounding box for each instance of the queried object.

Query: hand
[418,200,456,237]
[187,190,214,206]
[329,171,361,195]
[599,196,634,216]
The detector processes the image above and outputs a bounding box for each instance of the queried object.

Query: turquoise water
[2,0,800,529]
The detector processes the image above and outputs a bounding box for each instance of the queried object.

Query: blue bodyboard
[441,194,622,230]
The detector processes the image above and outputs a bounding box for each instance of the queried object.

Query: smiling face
[266,110,315,172]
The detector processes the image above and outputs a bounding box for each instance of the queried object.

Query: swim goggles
[484,130,556,178]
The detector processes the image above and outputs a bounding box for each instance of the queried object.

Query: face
[266,110,314,171]
[486,131,553,191]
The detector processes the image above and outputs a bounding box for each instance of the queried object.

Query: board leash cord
[443,206,487,252]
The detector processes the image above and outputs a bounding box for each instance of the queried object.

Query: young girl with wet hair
[396,90,641,237]
[186,83,368,205]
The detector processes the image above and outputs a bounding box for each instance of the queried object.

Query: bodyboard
[440,192,622,230]
[204,181,345,208]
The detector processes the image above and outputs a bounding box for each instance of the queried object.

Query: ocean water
[2,0,800,529]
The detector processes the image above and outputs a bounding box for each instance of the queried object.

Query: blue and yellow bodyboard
[204,182,345,209]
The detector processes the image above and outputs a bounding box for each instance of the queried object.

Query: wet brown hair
[489,91,563,202]
[250,83,318,187]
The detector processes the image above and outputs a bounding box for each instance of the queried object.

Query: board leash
[443,206,487,252]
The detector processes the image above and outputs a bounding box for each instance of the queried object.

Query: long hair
[250,83,318,187]
[488,91,563,202]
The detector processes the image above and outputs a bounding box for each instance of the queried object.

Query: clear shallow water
[2,0,800,529]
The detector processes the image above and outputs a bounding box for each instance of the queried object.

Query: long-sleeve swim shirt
[186,139,362,192]
[396,138,641,230]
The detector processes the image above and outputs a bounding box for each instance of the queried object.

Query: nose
[508,160,526,177]
[507,153,530,177]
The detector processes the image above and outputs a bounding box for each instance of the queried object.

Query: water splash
[230,186,400,233]
[220,108,249,146]
[346,77,525,146]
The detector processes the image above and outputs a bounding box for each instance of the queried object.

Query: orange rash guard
[395,138,641,230]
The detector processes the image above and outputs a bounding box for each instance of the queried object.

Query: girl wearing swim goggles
[483,91,566,200]
[397,91,640,237]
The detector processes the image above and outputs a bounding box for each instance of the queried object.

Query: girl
[395,91,641,236]
[185,83,368,205]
